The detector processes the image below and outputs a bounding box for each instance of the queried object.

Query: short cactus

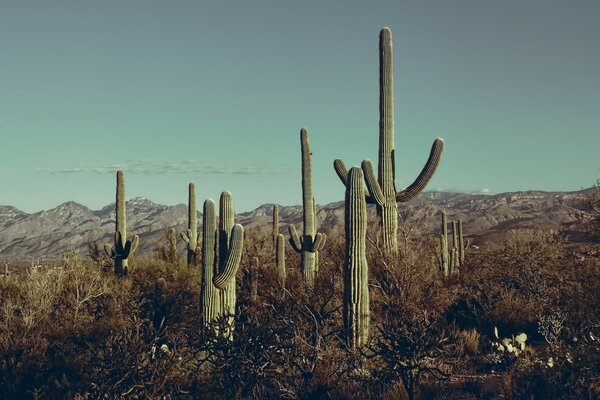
[343,167,370,349]
[439,212,469,274]
[334,27,444,255]
[104,170,139,276]
[289,128,326,287]
[180,183,200,266]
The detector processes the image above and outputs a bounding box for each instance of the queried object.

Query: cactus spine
[334,27,444,255]
[289,128,326,287]
[344,167,370,349]
[276,233,286,286]
[200,193,244,338]
[181,183,200,266]
[104,170,139,276]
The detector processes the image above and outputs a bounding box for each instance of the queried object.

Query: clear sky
[1,0,599,213]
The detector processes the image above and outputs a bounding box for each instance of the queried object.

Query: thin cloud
[38,160,292,176]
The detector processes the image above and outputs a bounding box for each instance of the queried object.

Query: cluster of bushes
[0,228,599,399]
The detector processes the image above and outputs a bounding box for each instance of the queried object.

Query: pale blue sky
[1,0,599,213]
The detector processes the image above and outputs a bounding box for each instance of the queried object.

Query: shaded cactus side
[181,183,200,266]
[334,27,444,255]
[289,128,326,287]
[104,170,139,276]
[343,167,370,349]
[200,199,219,327]
[276,233,286,287]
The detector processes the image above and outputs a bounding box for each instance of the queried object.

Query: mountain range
[0,189,595,262]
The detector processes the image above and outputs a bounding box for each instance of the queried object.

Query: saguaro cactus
[289,128,326,287]
[104,170,139,276]
[334,27,444,255]
[276,233,286,286]
[200,192,244,338]
[181,183,200,266]
[344,167,370,349]
[439,211,449,277]
[272,204,279,245]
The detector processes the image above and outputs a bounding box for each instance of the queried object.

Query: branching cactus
[200,194,244,339]
[181,183,200,266]
[343,167,370,349]
[276,233,286,287]
[289,128,326,287]
[104,170,139,276]
[334,27,444,255]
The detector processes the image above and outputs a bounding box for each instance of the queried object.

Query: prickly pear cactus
[180,183,200,266]
[289,128,326,287]
[104,170,139,276]
[334,27,444,255]
[343,167,370,349]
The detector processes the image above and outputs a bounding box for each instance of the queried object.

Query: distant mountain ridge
[0,189,595,261]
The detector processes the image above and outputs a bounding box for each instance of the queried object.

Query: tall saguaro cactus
[334,27,444,255]
[200,193,244,338]
[200,194,244,329]
[104,170,139,276]
[181,183,200,266]
[344,167,370,349]
[289,128,326,287]
[272,204,279,245]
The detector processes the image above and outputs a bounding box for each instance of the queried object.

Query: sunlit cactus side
[344,167,370,349]
[180,183,200,266]
[334,27,444,255]
[213,191,244,338]
[289,128,326,287]
[276,233,286,287]
[440,211,449,277]
[104,170,139,276]
[200,199,219,327]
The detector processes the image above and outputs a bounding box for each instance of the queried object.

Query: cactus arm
[213,224,244,289]
[310,232,324,253]
[181,230,191,243]
[317,232,326,251]
[129,235,139,255]
[361,159,385,206]
[288,224,302,253]
[396,138,445,202]
[333,159,349,187]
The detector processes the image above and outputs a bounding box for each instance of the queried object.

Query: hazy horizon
[1,1,599,213]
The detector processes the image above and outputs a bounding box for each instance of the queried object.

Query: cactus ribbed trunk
[378,28,398,255]
[115,171,127,275]
[458,219,465,263]
[276,233,286,287]
[440,211,449,277]
[181,183,198,266]
[344,167,370,349]
[218,192,236,329]
[201,199,219,327]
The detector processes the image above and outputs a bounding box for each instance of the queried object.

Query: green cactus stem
[440,211,449,277]
[458,219,470,264]
[276,233,286,287]
[334,27,444,256]
[343,167,370,349]
[200,199,220,328]
[180,183,200,266]
[104,170,139,276]
[289,128,326,287]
